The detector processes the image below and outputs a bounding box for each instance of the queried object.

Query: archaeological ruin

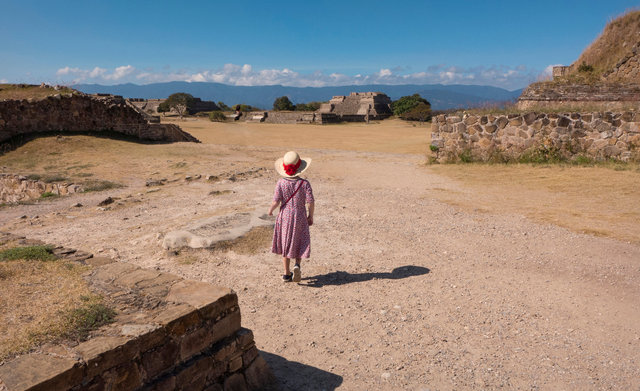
[0,89,199,153]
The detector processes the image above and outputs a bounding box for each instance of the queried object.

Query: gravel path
[2,146,639,390]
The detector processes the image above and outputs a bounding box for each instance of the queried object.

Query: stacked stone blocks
[0,174,83,203]
[0,233,272,391]
[431,111,640,162]
[0,93,199,150]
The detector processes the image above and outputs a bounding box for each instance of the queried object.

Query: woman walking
[268,151,315,283]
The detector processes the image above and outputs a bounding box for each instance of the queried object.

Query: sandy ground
[1,119,639,390]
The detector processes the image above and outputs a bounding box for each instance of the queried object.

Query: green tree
[399,103,432,123]
[391,94,430,116]
[273,96,295,111]
[159,92,195,119]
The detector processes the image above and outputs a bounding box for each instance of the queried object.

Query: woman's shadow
[301,265,430,288]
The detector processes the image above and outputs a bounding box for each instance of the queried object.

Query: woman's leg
[282,257,291,275]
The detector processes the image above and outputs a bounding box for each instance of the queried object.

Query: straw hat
[274,151,311,178]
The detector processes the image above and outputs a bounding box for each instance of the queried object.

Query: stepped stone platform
[0,232,272,391]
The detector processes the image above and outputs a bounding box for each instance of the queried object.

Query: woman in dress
[268,151,314,282]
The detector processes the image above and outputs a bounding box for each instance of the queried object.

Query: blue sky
[1,0,638,90]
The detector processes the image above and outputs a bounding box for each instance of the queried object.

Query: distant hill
[73,82,523,111]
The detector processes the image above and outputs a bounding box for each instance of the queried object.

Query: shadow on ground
[260,351,343,391]
[301,265,430,288]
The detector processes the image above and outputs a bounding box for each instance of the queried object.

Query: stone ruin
[0,91,200,153]
[128,98,219,116]
[317,92,393,122]
[0,232,273,391]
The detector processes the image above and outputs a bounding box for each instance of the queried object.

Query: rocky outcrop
[431,111,640,162]
[0,93,199,152]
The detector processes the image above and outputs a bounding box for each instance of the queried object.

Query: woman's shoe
[282,272,293,282]
[293,265,301,282]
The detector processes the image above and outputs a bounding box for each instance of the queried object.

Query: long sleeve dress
[271,178,314,258]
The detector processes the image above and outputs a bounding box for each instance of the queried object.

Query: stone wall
[238,111,339,124]
[430,111,640,162]
[602,43,640,83]
[0,174,83,203]
[517,83,640,110]
[0,232,273,391]
[0,93,199,151]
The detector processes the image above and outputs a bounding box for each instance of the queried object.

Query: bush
[0,246,57,262]
[63,299,116,341]
[209,111,227,122]
[400,103,432,122]
[577,62,594,73]
[392,94,431,116]
[295,101,322,111]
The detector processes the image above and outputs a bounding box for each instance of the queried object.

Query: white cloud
[0,78,7,83]
[54,62,538,90]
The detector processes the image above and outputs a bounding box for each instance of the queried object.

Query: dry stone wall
[431,111,640,162]
[0,93,199,151]
[0,174,83,203]
[0,232,273,391]
[517,83,640,110]
[602,43,640,83]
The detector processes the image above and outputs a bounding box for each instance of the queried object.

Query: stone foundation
[0,174,84,203]
[430,111,640,162]
[0,232,273,391]
[0,93,199,152]
[517,83,640,111]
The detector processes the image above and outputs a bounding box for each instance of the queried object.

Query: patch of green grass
[26,174,42,180]
[82,179,122,192]
[63,297,116,341]
[76,172,94,178]
[40,191,58,199]
[458,149,474,163]
[0,246,57,262]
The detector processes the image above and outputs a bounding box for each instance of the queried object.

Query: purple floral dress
[271,178,314,258]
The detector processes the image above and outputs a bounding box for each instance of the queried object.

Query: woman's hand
[307,215,313,226]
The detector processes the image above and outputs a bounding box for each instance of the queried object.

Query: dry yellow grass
[427,164,640,244]
[0,84,73,100]
[167,117,429,154]
[571,9,640,76]
[0,255,92,360]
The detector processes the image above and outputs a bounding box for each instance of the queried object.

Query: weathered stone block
[228,354,244,373]
[557,116,571,127]
[212,310,242,344]
[464,115,478,125]
[102,361,143,391]
[242,345,259,367]
[153,303,201,336]
[484,124,497,133]
[75,336,135,378]
[141,340,179,380]
[180,325,215,361]
[509,117,523,126]
[496,117,508,129]
[139,375,176,391]
[244,356,273,390]
[175,355,212,390]
[0,354,82,391]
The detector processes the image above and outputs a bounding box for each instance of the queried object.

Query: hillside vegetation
[569,9,640,79]
[0,84,74,100]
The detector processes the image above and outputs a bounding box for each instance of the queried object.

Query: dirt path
[2,143,639,390]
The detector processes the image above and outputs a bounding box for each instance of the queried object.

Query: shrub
[209,111,227,122]
[458,149,474,163]
[82,180,121,192]
[400,103,432,122]
[40,191,57,198]
[63,299,116,341]
[392,94,431,116]
[429,145,439,152]
[0,246,57,262]
[577,62,594,73]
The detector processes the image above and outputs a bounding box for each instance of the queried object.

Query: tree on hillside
[158,92,195,119]
[391,94,430,116]
[273,96,295,111]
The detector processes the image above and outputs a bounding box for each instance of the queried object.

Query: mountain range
[73,81,524,111]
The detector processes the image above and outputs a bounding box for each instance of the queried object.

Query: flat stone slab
[0,354,81,391]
